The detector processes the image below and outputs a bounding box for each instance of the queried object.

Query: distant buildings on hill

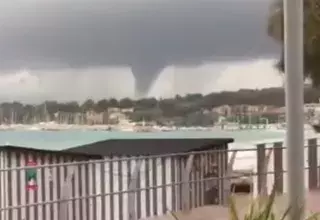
[1,103,320,126]
[54,107,134,125]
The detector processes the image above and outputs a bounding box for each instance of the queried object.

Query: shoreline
[0,122,290,132]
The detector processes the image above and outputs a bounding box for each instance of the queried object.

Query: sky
[0,0,282,102]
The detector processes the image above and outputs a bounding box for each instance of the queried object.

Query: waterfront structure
[65,138,232,220]
[0,138,232,220]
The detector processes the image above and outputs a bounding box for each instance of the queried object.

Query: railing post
[273,142,284,194]
[257,144,267,195]
[59,166,75,220]
[220,146,228,206]
[225,150,237,202]
[128,160,142,220]
[0,152,4,220]
[308,139,318,189]
[182,154,194,211]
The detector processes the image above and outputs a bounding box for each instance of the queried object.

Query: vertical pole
[283,0,305,217]
[273,142,284,194]
[308,139,318,189]
[257,144,266,195]
[59,166,75,220]
[128,160,142,220]
[182,154,194,211]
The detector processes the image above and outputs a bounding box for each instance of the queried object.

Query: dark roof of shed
[64,138,233,157]
[0,145,102,159]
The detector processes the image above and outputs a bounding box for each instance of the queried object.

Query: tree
[44,101,59,114]
[108,98,119,108]
[59,101,80,112]
[95,99,109,112]
[119,98,134,109]
[158,99,177,117]
[135,98,158,109]
[267,0,320,86]
[81,99,95,111]
[185,93,203,102]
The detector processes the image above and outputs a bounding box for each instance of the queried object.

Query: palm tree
[267,0,320,86]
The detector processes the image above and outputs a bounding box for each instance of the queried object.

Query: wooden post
[225,150,237,202]
[273,142,284,194]
[257,144,267,195]
[217,148,228,206]
[222,145,229,205]
[227,150,237,193]
[308,139,318,189]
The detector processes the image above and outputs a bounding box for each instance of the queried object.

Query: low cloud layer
[0,58,283,103]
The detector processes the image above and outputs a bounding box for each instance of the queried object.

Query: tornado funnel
[131,64,164,98]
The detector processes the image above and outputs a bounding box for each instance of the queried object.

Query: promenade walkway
[143,190,320,220]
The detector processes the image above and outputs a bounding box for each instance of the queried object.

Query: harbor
[0,0,318,218]
[0,98,318,219]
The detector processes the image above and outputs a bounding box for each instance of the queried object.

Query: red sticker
[26,160,38,191]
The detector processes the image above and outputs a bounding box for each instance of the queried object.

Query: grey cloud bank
[0,0,279,97]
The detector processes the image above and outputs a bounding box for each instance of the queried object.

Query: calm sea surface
[0,129,286,150]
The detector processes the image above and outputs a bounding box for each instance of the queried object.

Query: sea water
[0,128,287,172]
[0,129,286,150]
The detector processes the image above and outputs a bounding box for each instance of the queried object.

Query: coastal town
[0,100,319,131]
[3,83,320,132]
[0,87,319,131]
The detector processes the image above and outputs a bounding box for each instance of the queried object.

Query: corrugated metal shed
[64,138,233,156]
[0,138,233,220]
[0,145,102,159]
[0,144,103,220]
[60,137,233,220]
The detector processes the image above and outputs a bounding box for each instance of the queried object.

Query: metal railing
[1,138,320,220]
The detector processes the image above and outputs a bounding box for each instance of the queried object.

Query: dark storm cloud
[0,0,277,70]
[0,0,279,97]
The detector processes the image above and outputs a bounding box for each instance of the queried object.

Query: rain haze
[0,0,282,102]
